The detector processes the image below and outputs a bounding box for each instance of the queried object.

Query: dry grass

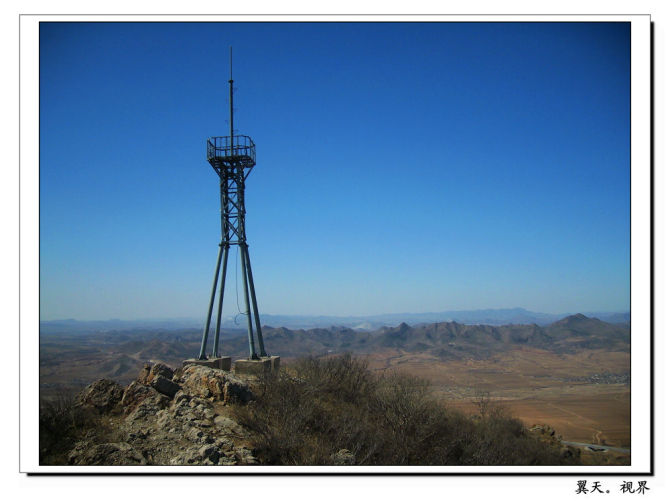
[365,347,631,448]
[39,391,94,464]
[232,354,579,466]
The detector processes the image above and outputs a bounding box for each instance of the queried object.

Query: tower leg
[212,244,230,358]
[198,243,223,360]
[239,243,258,359]
[243,244,267,357]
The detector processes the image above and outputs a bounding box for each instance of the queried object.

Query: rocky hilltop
[41,355,592,467]
[63,362,258,466]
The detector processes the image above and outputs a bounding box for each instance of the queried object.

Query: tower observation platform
[206,135,256,171]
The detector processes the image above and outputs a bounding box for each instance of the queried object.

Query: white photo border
[20,13,652,474]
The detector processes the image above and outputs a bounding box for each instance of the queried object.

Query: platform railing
[207,135,256,165]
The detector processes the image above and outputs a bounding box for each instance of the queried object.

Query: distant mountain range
[256,309,630,330]
[39,314,631,391]
[219,313,631,360]
[40,308,630,334]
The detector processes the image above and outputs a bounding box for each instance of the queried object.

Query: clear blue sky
[39,22,631,320]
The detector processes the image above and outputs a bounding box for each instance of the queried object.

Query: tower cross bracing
[197,51,266,361]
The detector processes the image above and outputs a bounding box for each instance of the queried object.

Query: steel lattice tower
[198,50,266,361]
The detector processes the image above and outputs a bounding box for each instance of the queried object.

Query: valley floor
[363,347,631,450]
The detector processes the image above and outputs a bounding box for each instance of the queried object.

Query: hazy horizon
[40,306,631,324]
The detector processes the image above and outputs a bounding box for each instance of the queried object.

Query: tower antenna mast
[229,46,234,149]
[196,47,269,366]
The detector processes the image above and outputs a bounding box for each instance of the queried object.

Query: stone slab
[182,357,232,371]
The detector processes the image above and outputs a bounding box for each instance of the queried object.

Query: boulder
[151,375,181,399]
[76,379,124,414]
[177,365,253,404]
[122,381,158,413]
[150,363,174,382]
[137,364,152,385]
[138,362,174,385]
[68,441,147,465]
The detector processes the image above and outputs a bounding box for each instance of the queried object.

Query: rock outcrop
[68,441,147,465]
[76,379,125,414]
[177,365,252,404]
[68,362,257,466]
[121,381,161,413]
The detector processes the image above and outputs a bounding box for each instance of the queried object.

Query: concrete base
[267,355,281,372]
[234,356,280,377]
[182,357,232,371]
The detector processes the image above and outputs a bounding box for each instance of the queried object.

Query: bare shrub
[39,391,95,464]
[473,389,492,418]
[232,354,578,466]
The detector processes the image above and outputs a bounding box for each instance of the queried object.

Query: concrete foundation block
[182,357,232,371]
[234,356,281,376]
[267,356,281,372]
[234,357,271,376]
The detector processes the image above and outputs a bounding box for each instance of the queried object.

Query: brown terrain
[365,348,630,449]
[40,314,631,459]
